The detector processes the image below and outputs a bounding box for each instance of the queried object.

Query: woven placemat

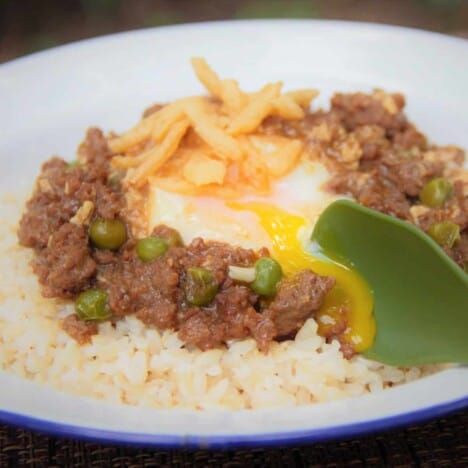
[1,409,466,467]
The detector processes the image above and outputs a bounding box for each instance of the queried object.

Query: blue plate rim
[1,396,466,449]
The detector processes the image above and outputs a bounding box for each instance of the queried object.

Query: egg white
[148,160,340,250]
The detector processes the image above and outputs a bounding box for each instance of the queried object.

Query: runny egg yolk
[229,202,376,353]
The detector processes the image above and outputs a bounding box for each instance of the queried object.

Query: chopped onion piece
[228,265,256,283]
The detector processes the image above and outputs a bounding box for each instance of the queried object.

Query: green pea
[184,267,218,306]
[251,257,283,297]
[136,237,168,262]
[427,221,460,248]
[75,288,111,321]
[420,178,453,208]
[89,218,127,250]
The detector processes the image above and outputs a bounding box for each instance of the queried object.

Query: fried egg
[149,161,332,249]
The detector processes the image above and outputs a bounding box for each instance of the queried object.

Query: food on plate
[1,58,465,409]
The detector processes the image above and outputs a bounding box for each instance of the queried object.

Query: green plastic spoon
[311,199,468,366]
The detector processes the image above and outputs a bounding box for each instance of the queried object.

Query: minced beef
[327,171,413,220]
[215,285,260,339]
[32,222,96,298]
[18,88,468,356]
[18,128,336,352]
[99,253,180,329]
[97,235,331,352]
[62,314,98,344]
[264,90,467,268]
[18,128,122,249]
[378,153,443,197]
[18,158,81,249]
[330,92,407,135]
[264,270,336,338]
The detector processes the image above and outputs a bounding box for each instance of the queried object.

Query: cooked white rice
[0,193,443,410]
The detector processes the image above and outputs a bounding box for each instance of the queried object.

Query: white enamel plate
[0,20,467,448]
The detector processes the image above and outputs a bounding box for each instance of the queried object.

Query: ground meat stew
[18,89,468,357]
[261,91,467,268]
[18,128,336,351]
